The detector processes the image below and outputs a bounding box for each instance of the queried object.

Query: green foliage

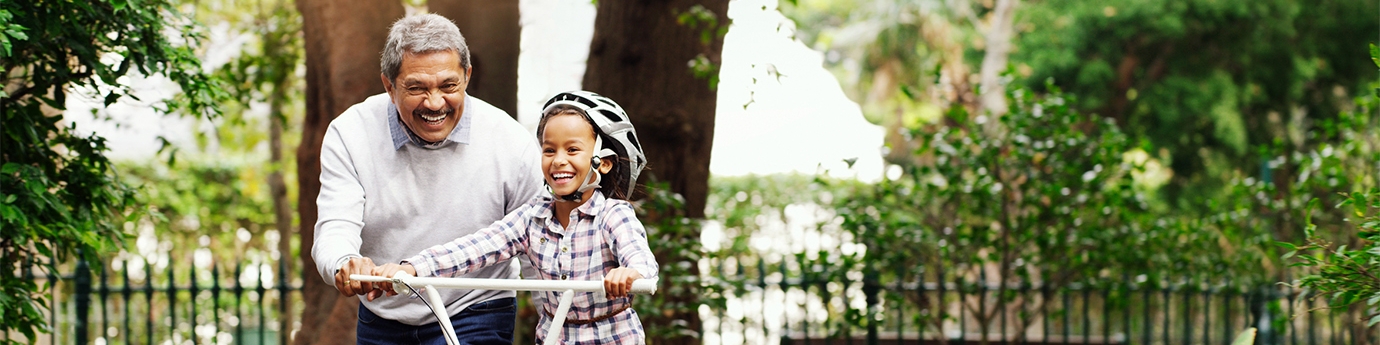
[1284,189,1380,324]
[825,80,1278,291]
[1281,44,1380,326]
[677,4,728,90]
[1014,0,1379,198]
[636,181,725,340]
[117,159,281,259]
[0,0,224,340]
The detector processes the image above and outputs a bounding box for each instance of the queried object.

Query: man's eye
[408,87,425,94]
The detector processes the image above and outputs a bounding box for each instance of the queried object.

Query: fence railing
[14,256,301,345]
[16,254,1379,345]
[701,257,1377,345]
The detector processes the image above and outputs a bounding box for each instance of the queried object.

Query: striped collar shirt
[405,191,659,344]
[387,95,474,150]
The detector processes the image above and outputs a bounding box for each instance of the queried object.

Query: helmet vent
[576,97,598,109]
[627,132,642,152]
[598,109,623,123]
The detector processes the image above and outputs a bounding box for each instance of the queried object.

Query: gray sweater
[312,93,544,325]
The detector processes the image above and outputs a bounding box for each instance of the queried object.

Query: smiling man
[311,14,543,344]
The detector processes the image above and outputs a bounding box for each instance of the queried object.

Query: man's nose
[423,91,445,110]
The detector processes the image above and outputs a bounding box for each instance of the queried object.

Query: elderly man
[311,13,543,344]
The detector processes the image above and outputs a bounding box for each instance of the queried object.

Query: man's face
[382,50,470,143]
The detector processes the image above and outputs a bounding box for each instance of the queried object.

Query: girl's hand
[369,263,417,301]
[603,268,643,298]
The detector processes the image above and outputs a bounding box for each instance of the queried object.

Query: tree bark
[429,0,521,118]
[268,40,296,345]
[976,0,1017,119]
[293,0,403,344]
[583,1,729,344]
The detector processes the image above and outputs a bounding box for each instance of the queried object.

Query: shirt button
[540,238,547,244]
[561,246,568,253]
[561,274,568,280]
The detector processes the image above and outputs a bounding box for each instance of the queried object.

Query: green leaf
[1230,328,1256,345]
[1370,43,1379,69]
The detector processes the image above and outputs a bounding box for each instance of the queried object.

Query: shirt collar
[388,94,474,150]
[533,190,608,222]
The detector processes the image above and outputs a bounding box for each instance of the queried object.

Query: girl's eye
[566,147,580,153]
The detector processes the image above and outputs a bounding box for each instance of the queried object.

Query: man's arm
[311,123,370,293]
[509,136,545,279]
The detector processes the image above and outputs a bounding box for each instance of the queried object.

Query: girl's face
[541,114,611,201]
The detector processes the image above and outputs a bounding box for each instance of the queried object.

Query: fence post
[74,257,91,345]
[863,223,880,345]
[864,263,879,345]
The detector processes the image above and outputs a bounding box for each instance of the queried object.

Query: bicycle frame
[350,273,657,345]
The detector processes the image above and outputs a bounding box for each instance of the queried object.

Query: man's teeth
[421,113,446,122]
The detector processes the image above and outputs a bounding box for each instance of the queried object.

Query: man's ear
[381,73,395,95]
[598,157,614,174]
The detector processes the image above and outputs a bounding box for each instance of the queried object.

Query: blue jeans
[357,297,516,345]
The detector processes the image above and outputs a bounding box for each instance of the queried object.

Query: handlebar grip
[349,273,415,296]
[630,279,658,295]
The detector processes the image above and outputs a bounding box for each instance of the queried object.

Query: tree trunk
[583,0,729,344]
[976,0,1017,119]
[429,0,521,118]
[268,39,296,345]
[293,0,403,344]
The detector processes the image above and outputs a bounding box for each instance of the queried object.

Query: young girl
[373,90,658,344]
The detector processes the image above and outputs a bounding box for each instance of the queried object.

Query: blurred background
[3,0,1377,344]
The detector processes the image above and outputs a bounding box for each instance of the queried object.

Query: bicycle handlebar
[349,274,658,296]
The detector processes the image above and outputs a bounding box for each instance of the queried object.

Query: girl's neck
[553,188,598,228]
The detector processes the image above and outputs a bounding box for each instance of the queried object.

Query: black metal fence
[702,257,1377,345]
[15,256,301,345]
[15,255,1378,345]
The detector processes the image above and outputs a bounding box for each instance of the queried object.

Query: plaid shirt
[405,192,659,344]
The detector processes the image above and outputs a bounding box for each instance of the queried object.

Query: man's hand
[370,263,418,300]
[603,268,643,298]
[334,257,378,298]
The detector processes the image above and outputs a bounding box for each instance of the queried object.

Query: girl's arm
[403,200,537,278]
[605,202,659,280]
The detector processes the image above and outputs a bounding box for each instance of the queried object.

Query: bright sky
[67,0,885,181]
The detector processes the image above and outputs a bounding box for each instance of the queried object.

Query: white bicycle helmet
[539,90,647,202]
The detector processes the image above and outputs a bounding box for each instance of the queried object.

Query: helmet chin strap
[551,136,616,203]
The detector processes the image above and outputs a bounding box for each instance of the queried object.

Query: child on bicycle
[373,90,659,344]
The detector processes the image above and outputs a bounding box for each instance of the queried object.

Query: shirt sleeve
[605,202,659,280]
[311,124,366,285]
[404,201,535,278]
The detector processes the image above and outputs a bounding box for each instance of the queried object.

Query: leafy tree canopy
[1013,0,1379,199]
[0,0,224,340]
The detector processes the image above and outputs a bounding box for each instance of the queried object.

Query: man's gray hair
[380,14,471,85]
